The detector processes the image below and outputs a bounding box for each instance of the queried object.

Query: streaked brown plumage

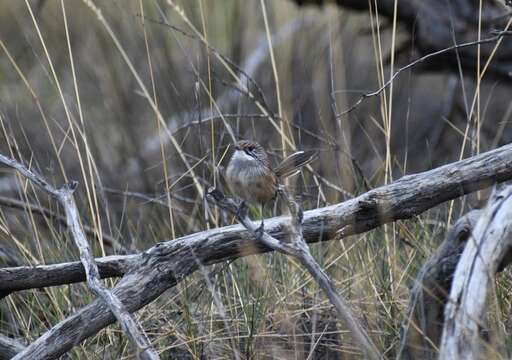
[225,140,317,211]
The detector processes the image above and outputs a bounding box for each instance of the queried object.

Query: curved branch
[398,209,482,359]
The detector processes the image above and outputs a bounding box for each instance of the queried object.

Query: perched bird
[225,140,317,232]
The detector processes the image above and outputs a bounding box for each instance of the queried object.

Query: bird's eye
[244,148,255,157]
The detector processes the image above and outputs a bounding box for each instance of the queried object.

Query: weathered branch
[3,144,512,358]
[439,185,512,359]
[0,254,137,298]
[0,334,25,360]
[2,143,512,298]
[0,154,160,360]
[398,209,482,359]
[207,188,380,359]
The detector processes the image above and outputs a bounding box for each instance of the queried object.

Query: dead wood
[439,184,512,359]
[207,187,380,359]
[2,144,512,358]
[0,334,25,360]
[2,143,512,298]
[398,209,482,359]
[0,154,160,360]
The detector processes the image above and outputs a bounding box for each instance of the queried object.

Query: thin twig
[138,15,269,108]
[100,186,193,206]
[336,31,511,118]
[206,187,380,360]
[0,153,159,360]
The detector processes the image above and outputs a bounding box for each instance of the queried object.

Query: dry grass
[0,0,511,358]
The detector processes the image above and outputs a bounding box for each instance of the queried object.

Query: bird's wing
[274,150,317,179]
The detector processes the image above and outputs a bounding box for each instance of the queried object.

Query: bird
[225,140,317,234]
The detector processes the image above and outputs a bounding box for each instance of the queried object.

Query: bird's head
[233,140,263,160]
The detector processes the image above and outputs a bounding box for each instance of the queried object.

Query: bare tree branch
[0,154,160,360]
[440,184,512,359]
[336,32,511,117]
[398,209,482,359]
[3,144,512,358]
[0,334,25,360]
[0,254,136,299]
[2,143,512,299]
[207,187,381,359]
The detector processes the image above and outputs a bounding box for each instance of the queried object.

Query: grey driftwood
[2,144,512,297]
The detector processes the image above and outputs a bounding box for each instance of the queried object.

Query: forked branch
[207,187,380,360]
[3,144,512,358]
[0,154,159,360]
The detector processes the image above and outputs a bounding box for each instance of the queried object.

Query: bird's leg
[236,200,248,219]
[255,203,265,239]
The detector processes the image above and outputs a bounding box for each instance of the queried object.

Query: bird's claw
[255,220,265,240]
[236,201,248,219]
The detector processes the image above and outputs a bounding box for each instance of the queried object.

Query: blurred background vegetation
[0,0,511,358]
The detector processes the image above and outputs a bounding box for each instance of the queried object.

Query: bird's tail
[274,150,317,179]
